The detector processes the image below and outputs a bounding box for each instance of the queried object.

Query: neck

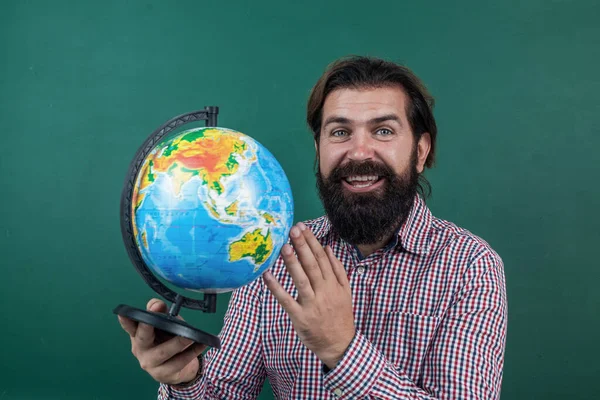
[355,232,395,258]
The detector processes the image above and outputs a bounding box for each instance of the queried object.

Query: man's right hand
[117,298,207,385]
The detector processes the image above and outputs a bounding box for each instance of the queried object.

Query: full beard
[316,153,419,246]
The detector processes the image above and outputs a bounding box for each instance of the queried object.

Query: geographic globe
[129,126,294,293]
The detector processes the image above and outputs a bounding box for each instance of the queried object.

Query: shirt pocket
[378,311,440,383]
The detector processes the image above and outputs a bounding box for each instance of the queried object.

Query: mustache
[327,160,395,181]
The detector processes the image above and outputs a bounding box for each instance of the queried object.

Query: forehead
[322,86,409,123]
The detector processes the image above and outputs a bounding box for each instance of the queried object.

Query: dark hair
[306,56,437,197]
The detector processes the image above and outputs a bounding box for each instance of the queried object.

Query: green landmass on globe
[229,228,273,267]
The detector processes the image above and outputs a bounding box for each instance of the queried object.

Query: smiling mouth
[344,175,382,188]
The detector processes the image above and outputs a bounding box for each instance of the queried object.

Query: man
[118,56,507,399]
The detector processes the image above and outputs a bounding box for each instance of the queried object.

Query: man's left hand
[263,222,356,370]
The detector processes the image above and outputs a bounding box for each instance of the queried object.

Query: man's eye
[332,130,348,137]
[376,128,393,136]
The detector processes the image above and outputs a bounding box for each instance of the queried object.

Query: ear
[416,132,431,174]
[314,139,320,171]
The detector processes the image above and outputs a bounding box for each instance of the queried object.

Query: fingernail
[298,222,307,231]
[263,271,275,283]
[282,244,293,255]
[290,227,300,237]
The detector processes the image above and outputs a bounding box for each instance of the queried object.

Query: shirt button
[334,388,343,397]
[357,266,365,275]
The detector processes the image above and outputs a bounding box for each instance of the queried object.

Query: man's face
[315,86,430,245]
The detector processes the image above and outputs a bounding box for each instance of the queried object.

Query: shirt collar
[396,194,432,255]
[310,194,433,257]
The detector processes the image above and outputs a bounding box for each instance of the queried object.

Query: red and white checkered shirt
[158,195,507,399]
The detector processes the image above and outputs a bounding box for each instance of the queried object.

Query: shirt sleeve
[157,278,266,400]
[322,252,507,399]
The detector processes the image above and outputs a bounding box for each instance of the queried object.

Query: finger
[155,329,176,345]
[281,243,315,299]
[147,298,168,314]
[326,245,349,286]
[263,271,302,315]
[135,299,166,349]
[299,222,335,281]
[148,335,195,365]
[155,342,205,383]
[289,224,325,289]
[118,315,138,337]
[135,323,156,350]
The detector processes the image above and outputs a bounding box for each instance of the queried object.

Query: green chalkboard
[1,0,598,399]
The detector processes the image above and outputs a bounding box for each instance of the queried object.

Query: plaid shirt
[158,195,507,399]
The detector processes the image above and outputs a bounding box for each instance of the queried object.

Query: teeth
[353,181,375,188]
[345,175,378,182]
[344,175,381,188]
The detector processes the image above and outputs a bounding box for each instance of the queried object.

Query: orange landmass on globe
[229,229,273,270]
[262,212,276,224]
[132,158,155,214]
[154,128,248,196]
[141,230,148,250]
[225,201,239,216]
[204,201,220,219]
[131,158,155,240]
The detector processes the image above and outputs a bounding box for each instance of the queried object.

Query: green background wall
[1,0,598,398]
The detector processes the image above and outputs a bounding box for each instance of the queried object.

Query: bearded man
[119,55,507,400]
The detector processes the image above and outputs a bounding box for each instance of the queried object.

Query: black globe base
[114,304,221,349]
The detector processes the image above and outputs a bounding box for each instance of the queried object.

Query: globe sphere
[129,127,294,293]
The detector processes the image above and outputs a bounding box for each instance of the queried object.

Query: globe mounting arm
[120,106,220,313]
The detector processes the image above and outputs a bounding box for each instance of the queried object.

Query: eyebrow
[322,116,352,127]
[322,113,402,128]
[370,114,402,126]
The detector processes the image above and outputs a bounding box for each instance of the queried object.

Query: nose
[347,131,375,161]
